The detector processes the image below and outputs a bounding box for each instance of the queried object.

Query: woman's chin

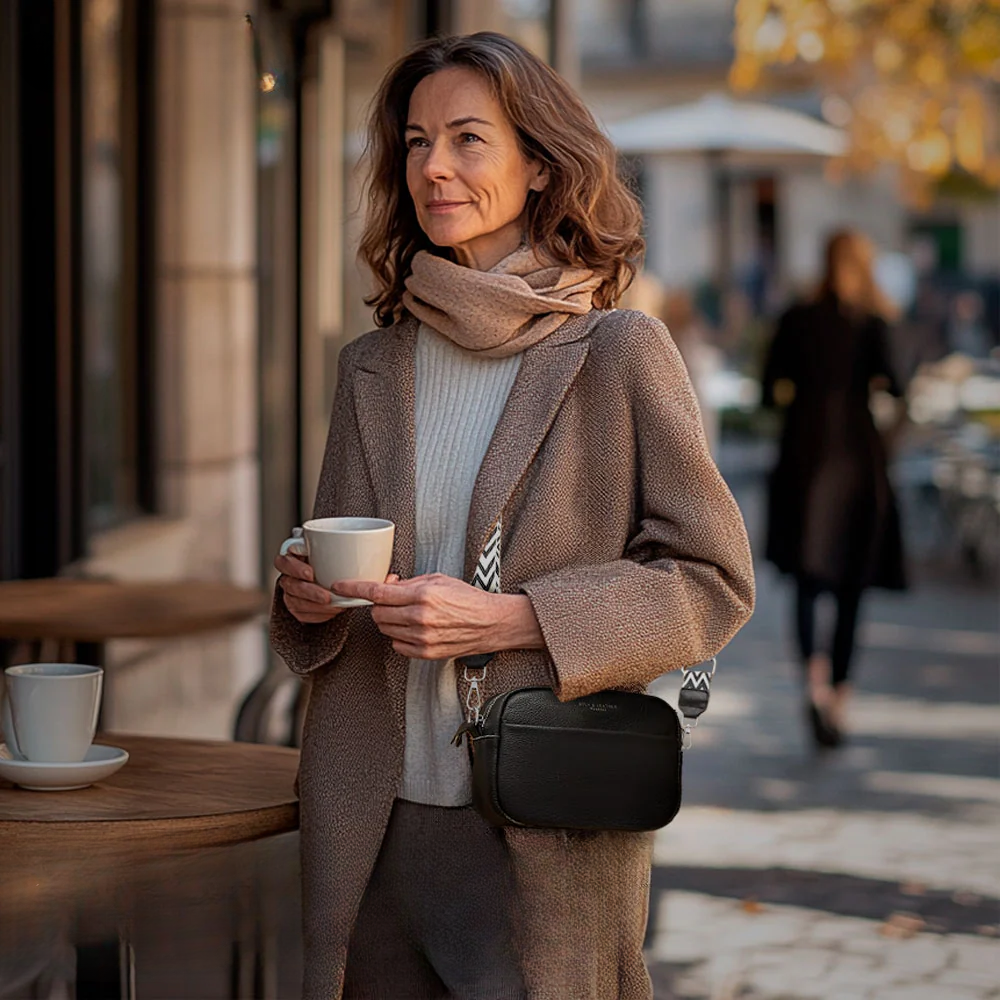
[424,226,472,251]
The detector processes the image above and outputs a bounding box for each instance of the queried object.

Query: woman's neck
[450,218,526,271]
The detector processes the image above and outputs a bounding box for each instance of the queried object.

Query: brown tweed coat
[270,308,755,1000]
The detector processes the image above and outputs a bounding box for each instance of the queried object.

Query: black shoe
[806,698,839,749]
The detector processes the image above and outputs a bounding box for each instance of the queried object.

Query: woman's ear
[529,161,550,193]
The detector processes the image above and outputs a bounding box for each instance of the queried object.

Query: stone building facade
[0,0,574,741]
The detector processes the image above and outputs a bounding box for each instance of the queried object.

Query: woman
[763,229,906,750]
[271,32,754,1000]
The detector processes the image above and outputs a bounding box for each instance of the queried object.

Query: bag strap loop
[678,657,716,749]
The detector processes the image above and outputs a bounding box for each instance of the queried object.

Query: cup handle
[280,526,307,558]
[0,687,25,761]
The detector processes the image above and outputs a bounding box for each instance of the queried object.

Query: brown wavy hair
[359,32,645,327]
[818,229,897,321]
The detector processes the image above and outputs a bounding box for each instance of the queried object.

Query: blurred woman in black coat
[763,230,906,748]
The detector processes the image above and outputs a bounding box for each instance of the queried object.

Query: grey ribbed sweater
[399,324,521,806]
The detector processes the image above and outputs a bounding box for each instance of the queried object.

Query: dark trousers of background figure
[343,799,528,1000]
[795,575,865,687]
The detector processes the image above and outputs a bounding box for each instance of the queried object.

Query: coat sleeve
[269,342,371,676]
[520,315,755,702]
[868,317,904,397]
[761,308,796,409]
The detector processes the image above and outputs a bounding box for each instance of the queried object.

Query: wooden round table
[0,578,267,655]
[0,735,300,998]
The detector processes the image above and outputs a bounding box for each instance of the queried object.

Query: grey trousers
[343,799,527,1000]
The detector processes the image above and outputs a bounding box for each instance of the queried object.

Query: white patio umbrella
[606,92,848,158]
[605,93,848,299]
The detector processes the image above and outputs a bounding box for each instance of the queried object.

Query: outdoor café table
[0,734,300,999]
[0,577,268,667]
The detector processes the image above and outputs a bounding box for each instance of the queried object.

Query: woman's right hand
[276,551,399,624]
[276,551,347,624]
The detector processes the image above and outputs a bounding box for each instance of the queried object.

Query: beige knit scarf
[401,246,601,358]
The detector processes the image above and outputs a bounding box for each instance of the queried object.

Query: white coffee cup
[280,517,395,608]
[2,663,104,763]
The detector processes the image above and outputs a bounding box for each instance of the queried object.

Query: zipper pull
[451,721,480,748]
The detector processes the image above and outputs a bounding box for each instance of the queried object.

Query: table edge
[0,801,299,850]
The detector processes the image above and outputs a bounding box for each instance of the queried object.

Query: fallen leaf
[740,897,765,915]
[879,912,925,939]
[951,891,981,906]
[899,881,926,896]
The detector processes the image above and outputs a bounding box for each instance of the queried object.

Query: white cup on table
[2,663,104,763]
[279,517,395,608]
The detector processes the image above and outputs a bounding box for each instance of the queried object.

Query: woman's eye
[460,133,483,144]
[406,137,429,150]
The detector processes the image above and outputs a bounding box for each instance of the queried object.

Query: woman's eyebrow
[447,116,494,129]
[404,116,494,133]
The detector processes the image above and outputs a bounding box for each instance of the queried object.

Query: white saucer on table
[0,743,129,792]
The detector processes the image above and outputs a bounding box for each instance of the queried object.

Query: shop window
[80,0,153,533]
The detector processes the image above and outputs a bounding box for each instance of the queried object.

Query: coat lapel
[462,311,603,580]
[351,317,418,583]
[352,318,417,734]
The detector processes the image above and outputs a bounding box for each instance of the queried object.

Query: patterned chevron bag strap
[678,657,716,749]
[461,517,502,724]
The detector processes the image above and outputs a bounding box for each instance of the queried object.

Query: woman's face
[405,67,548,271]
[832,239,872,307]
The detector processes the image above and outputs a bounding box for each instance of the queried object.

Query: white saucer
[329,595,373,608]
[0,743,129,791]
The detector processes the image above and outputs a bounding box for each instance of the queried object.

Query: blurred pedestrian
[948,289,992,359]
[620,274,724,453]
[662,288,725,455]
[269,32,755,1000]
[762,229,906,749]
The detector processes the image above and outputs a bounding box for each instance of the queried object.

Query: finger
[280,575,333,604]
[372,620,423,642]
[285,600,339,623]
[390,639,460,660]
[285,592,346,618]
[284,592,337,615]
[385,573,400,584]
[371,604,428,627]
[275,554,314,582]
[334,577,421,605]
[281,576,341,606]
[288,608,334,624]
[288,608,331,625]
[391,639,431,658]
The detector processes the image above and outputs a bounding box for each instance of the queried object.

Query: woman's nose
[422,140,455,183]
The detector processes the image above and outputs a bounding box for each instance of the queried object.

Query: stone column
[100,0,262,737]
[645,155,714,289]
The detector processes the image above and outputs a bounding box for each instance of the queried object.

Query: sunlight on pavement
[654,807,1000,896]
[646,891,999,1000]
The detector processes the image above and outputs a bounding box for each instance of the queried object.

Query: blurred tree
[730,0,1000,205]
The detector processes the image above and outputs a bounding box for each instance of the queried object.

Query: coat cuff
[520,569,644,703]
[269,587,352,676]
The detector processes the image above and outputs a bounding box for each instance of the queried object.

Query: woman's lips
[426,201,468,214]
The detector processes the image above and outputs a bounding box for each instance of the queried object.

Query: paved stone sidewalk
[648,891,999,1000]
[642,473,1000,999]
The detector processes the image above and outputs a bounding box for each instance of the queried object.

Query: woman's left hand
[331,573,544,660]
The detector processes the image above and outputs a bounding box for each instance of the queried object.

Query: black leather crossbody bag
[451,520,716,833]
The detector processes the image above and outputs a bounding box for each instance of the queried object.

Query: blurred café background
[0,1,997,998]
